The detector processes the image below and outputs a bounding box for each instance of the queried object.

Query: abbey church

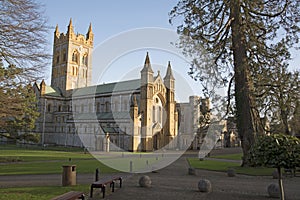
[33,20,180,152]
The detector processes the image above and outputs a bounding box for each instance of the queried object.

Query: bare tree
[255,64,299,135]
[0,0,50,80]
[0,0,50,142]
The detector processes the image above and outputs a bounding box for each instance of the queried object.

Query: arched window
[123,99,128,111]
[100,103,105,112]
[89,103,93,113]
[152,96,163,124]
[82,54,88,66]
[105,101,111,112]
[56,55,59,64]
[72,51,78,63]
[96,102,100,112]
[81,104,84,113]
[63,51,66,61]
[58,105,62,112]
[158,107,162,123]
[47,104,51,112]
[114,100,119,111]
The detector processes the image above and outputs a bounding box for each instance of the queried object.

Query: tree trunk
[281,110,290,135]
[230,0,261,166]
[277,167,285,200]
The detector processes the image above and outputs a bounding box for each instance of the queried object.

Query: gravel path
[95,156,300,200]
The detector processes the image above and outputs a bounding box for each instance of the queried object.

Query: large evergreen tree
[169,0,300,166]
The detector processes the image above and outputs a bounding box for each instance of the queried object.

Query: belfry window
[63,51,66,62]
[72,51,78,63]
[56,55,59,64]
[82,54,88,66]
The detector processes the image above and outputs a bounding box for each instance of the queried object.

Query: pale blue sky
[39,1,299,102]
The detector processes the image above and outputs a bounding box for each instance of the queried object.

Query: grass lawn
[0,145,93,162]
[210,153,243,160]
[0,159,118,175]
[0,145,118,175]
[0,184,90,200]
[188,158,274,176]
[0,145,161,175]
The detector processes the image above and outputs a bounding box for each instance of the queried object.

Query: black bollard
[95,168,99,181]
[130,161,133,173]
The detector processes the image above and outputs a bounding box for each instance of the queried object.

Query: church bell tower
[51,19,93,95]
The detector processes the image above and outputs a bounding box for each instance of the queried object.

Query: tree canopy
[248,134,300,200]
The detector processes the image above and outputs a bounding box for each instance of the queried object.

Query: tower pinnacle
[141,52,153,73]
[164,61,175,80]
[86,23,93,40]
[67,18,74,34]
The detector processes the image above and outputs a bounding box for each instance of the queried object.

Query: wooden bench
[51,191,85,200]
[90,176,122,198]
[284,167,300,177]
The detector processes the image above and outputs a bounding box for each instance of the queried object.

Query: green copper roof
[72,79,140,97]
[45,86,62,97]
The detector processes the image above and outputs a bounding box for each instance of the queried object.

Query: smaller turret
[86,23,93,40]
[141,52,154,85]
[67,18,74,36]
[164,61,175,91]
[54,24,60,38]
[40,79,46,96]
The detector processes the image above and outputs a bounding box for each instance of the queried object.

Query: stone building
[33,20,178,152]
[177,96,210,150]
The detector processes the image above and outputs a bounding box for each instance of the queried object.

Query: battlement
[54,19,93,47]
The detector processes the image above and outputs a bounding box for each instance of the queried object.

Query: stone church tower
[140,52,155,151]
[51,19,93,95]
[139,53,178,151]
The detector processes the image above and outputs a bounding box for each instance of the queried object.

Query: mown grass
[0,145,93,162]
[0,144,118,175]
[188,158,274,176]
[0,184,90,200]
[210,153,243,161]
[0,159,118,175]
[0,145,161,175]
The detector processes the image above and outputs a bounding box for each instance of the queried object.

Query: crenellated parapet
[54,19,93,47]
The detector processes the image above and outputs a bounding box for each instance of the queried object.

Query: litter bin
[62,165,76,186]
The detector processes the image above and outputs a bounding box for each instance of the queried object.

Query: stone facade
[177,96,210,150]
[33,21,178,152]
